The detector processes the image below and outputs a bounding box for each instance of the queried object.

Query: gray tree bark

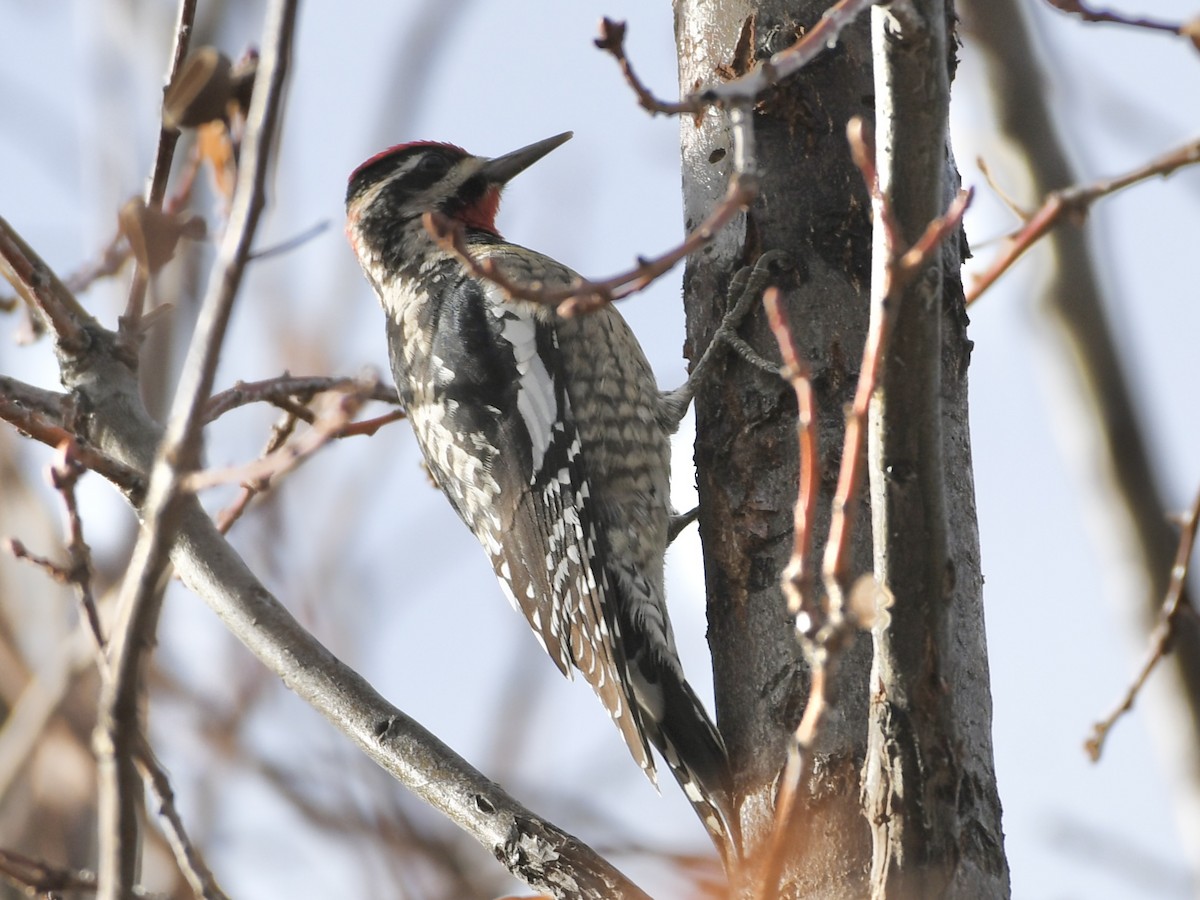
[675,1,1009,895]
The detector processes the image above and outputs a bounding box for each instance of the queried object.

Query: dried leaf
[119,199,206,274]
[847,574,893,629]
[1181,16,1200,52]
[164,47,234,129]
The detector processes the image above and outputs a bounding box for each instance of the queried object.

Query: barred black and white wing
[388,267,656,779]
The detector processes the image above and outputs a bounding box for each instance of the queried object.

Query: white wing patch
[487,287,558,475]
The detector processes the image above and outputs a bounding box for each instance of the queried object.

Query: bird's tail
[630,646,742,867]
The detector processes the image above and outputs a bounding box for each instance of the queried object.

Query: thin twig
[214,408,301,533]
[134,737,231,900]
[424,175,757,316]
[0,383,147,501]
[424,0,852,318]
[121,0,199,337]
[764,288,819,627]
[820,119,887,615]
[1086,484,1200,760]
[0,847,160,899]
[97,3,298,897]
[0,217,96,351]
[184,385,369,493]
[593,18,698,115]
[824,121,971,606]
[248,219,331,261]
[204,374,400,422]
[596,0,880,114]
[208,377,402,533]
[65,231,132,296]
[1043,0,1197,38]
[47,441,105,650]
[967,136,1200,304]
[7,461,227,899]
[755,288,825,898]
[337,409,406,438]
[756,119,971,900]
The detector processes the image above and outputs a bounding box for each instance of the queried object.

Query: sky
[1,1,1198,898]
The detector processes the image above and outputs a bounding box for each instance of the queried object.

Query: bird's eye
[417,153,449,177]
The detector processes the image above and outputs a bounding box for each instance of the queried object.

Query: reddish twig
[968,136,1200,304]
[593,18,698,115]
[1044,0,1199,41]
[65,231,131,296]
[206,377,401,533]
[0,847,152,899]
[756,120,971,899]
[185,385,367,494]
[763,288,820,626]
[756,288,826,899]
[5,539,61,576]
[1086,484,1200,761]
[213,406,302,532]
[0,217,96,352]
[337,409,407,438]
[824,121,971,606]
[424,175,757,317]
[0,386,147,500]
[48,441,105,649]
[820,122,884,612]
[134,736,230,900]
[596,0,880,114]
[204,374,400,422]
[121,0,199,336]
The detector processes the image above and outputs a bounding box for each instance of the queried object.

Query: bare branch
[968,136,1200,304]
[1044,0,1199,43]
[97,2,299,895]
[755,287,825,899]
[121,0,200,336]
[6,457,231,900]
[1086,485,1200,760]
[596,0,881,114]
[593,18,698,115]
[424,175,757,316]
[213,408,303,534]
[0,847,160,899]
[47,441,105,650]
[0,216,97,352]
[0,378,147,499]
[204,374,400,422]
[823,123,970,614]
[184,383,369,493]
[134,738,231,900]
[757,117,971,900]
[763,288,820,629]
[821,119,885,615]
[336,409,406,438]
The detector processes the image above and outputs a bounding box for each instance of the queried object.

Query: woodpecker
[345,131,737,854]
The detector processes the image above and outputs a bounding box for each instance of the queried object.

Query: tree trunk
[675,1,1010,895]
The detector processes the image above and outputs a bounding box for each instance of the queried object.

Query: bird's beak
[480,132,573,185]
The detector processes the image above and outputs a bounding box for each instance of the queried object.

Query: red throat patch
[457,186,502,235]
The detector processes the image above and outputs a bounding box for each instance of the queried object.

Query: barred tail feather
[632,649,741,863]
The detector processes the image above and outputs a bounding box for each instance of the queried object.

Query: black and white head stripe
[346,142,467,206]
